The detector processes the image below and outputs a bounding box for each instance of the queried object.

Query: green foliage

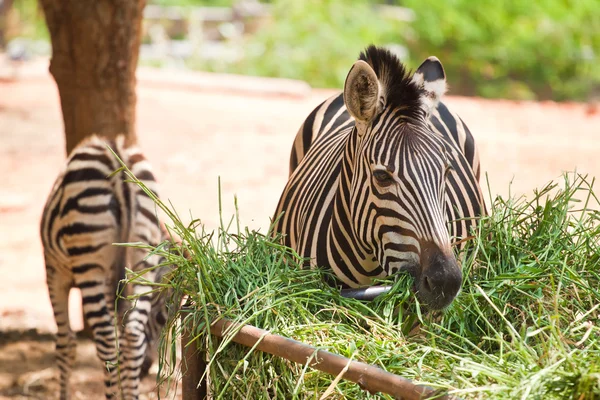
[11,0,599,100]
[9,0,48,40]
[196,0,406,89]
[398,0,600,100]
[186,0,600,100]
[123,170,600,399]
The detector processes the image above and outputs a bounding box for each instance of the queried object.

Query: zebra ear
[344,60,381,123]
[412,56,447,114]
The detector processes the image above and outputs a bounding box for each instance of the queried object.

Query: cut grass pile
[130,173,600,399]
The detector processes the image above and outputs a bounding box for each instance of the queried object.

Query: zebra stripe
[40,135,169,400]
[274,46,485,309]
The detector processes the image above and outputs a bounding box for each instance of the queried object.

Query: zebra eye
[373,169,394,186]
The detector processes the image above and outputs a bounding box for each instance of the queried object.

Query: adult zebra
[40,135,171,400]
[273,46,485,309]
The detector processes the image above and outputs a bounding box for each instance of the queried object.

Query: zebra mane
[358,45,424,121]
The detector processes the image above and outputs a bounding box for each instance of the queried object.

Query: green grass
[125,172,600,399]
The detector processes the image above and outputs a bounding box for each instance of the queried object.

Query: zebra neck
[324,127,382,287]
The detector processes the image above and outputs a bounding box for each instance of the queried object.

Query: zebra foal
[40,135,170,399]
[274,46,485,309]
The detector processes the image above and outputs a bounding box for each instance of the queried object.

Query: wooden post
[181,310,207,400]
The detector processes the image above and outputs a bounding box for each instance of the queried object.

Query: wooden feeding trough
[180,287,459,400]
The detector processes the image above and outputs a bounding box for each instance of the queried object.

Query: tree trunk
[38,0,146,154]
[0,0,14,49]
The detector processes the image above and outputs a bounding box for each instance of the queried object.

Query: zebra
[273,46,485,310]
[40,135,171,399]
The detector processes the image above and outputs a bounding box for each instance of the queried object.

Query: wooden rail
[181,316,458,400]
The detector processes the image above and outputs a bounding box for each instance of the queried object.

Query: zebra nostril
[422,275,432,293]
[418,264,462,309]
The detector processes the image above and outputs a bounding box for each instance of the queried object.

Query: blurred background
[1,0,599,398]
[3,0,600,101]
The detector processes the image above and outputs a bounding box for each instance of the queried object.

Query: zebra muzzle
[416,243,462,310]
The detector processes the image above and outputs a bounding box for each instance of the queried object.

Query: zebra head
[343,46,461,309]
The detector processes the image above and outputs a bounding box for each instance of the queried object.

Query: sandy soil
[0,333,178,400]
[0,56,599,399]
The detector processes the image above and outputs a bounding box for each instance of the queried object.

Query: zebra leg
[46,266,76,400]
[79,280,121,399]
[121,291,152,400]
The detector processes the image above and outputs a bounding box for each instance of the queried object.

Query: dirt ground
[0,55,599,399]
[0,333,178,400]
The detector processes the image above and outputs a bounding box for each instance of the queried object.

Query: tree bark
[38,0,146,154]
[0,0,14,49]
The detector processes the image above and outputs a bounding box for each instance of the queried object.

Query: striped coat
[40,135,169,400]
